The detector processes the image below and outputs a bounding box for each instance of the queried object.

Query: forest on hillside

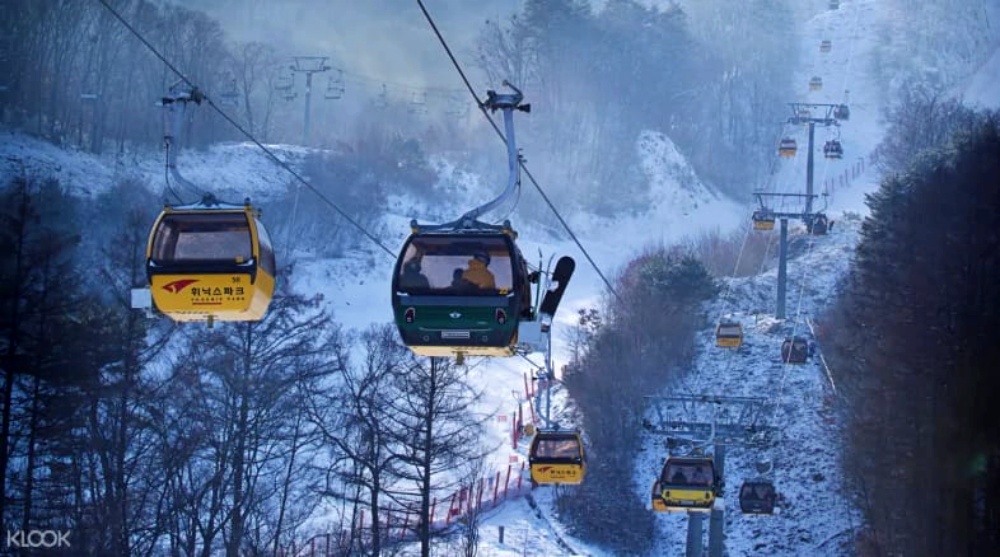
[822,105,1000,556]
[0,0,800,219]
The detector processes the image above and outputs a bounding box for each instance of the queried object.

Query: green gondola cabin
[391,229,533,359]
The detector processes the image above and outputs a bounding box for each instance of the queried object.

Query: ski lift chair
[146,198,276,323]
[809,77,823,91]
[809,213,830,235]
[823,140,844,159]
[528,431,587,485]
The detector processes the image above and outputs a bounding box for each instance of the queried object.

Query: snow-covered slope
[634,1,890,555]
[0,129,313,201]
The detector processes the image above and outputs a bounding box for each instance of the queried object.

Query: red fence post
[476,477,484,512]
[446,492,458,525]
[504,463,512,498]
[493,471,501,505]
[512,412,519,450]
[517,461,525,492]
[385,509,391,544]
[430,496,437,525]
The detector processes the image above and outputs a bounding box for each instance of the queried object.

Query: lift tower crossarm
[752,191,826,221]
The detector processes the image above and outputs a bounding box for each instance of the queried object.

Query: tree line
[821,105,1000,556]
[1,0,800,221]
[476,0,797,216]
[557,246,718,554]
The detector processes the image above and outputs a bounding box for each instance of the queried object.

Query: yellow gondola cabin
[528,431,586,485]
[716,320,744,348]
[752,209,776,231]
[651,456,717,512]
[146,197,276,323]
[778,138,797,157]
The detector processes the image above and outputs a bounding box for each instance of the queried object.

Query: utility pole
[754,102,848,318]
[288,56,331,145]
[777,218,788,318]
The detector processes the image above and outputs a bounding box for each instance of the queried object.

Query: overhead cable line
[414,0,620,301]
[96,0,397,260]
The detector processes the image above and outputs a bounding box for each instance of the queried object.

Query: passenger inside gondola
[741,482,776,508]
[396,238,514,295]
[400,259,430,290]
[691,466,711,486]
[462,251,496,289]
[663,461,714,486]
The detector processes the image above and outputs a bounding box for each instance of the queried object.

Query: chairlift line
[762,1,867,526]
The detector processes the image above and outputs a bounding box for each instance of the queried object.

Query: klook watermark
[6,529,72,548]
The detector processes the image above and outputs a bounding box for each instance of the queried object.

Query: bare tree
[387,356,492,557]
[308,324,408,557]
[227,41,280,139]
[456,457,490,557]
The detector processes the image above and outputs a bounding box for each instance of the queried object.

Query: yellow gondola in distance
[752,209,776,231]
[716,320,743,348]
[146,196,276,323]
[653,456,717,512]
[778,138,797,157]
[528,430,586,485]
